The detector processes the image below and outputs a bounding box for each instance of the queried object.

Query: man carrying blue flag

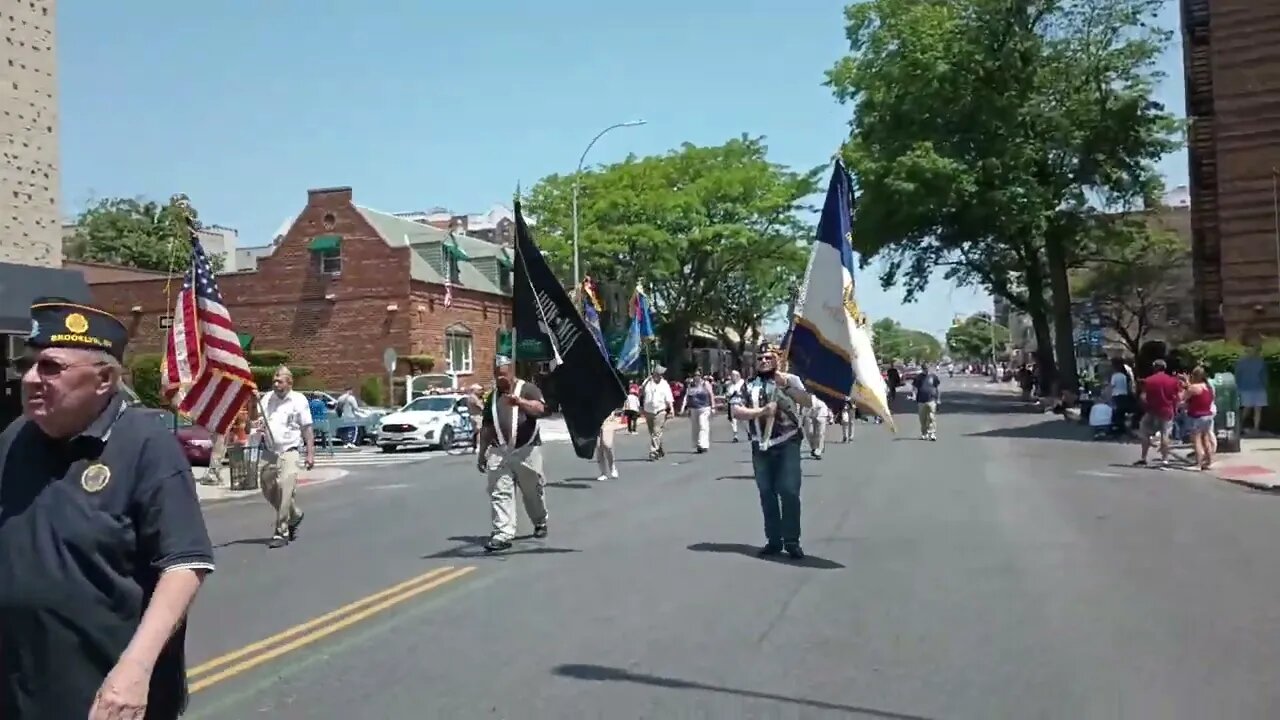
[731,342,813,560]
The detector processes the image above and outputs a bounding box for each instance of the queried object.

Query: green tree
[946,312,1011,361]
[1072,221,1188,357]
[872,318,943,364]
[825,0,1179,395]
[523,136,821,365]
[65,196,225,274]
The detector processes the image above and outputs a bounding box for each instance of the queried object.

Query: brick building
[0,0,60,267]
[1182,0,1280,339]
[85,186,514,391]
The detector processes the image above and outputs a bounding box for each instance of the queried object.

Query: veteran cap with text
[26,298,128,361]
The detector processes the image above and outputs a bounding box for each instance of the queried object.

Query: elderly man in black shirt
[476,354,548,552]
[0,298,214,719]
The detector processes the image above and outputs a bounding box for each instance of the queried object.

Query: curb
[198,469,351,506]
[1213,465,1280,493]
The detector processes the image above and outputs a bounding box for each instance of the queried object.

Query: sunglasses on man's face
[13,356,108,377]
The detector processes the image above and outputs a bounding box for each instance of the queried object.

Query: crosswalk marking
[311,449,446,468]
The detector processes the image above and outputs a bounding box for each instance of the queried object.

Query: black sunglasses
[12,356,109,377]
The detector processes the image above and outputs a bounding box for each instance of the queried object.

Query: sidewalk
[193,465,350,505]
[1210,435,1280,492]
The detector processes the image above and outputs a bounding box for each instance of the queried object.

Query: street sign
[382,347,398,373]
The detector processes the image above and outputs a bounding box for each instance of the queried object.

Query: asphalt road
[184,379,1280,719]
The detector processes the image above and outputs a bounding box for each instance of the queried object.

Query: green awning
[496,328,553,360]
[308,234,341,252]
[444,242,471,262]
[237,333,254,351]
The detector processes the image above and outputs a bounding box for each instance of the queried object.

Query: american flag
[162,232,257,434]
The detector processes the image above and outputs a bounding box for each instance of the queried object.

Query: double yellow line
[187,565,476,693]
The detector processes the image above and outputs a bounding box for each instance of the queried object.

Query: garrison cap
[26,297,128,361]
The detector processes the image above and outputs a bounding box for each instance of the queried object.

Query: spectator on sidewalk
[1183,366,1216,470]
[1236,335,1268,435]
[1135,359,1181,467]
[1109,357,1136,437]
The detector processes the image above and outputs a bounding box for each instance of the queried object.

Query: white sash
[490,379,525,448]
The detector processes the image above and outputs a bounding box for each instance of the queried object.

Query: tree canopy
[825,0,1180,392]
[946,312,1011,361]
[872,318,943,364]
[65,196,223,274]
[522,135,823,361]
[1071,219,1188,357]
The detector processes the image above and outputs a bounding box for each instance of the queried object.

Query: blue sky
[58,0,1187,339]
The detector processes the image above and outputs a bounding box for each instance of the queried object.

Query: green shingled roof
[353,206,510,296]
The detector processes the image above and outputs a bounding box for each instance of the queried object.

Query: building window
[445,325,474,374]
[447,256,461,285]
[319,250,342,274]
[308,234,342,275]
[499,267,512,294]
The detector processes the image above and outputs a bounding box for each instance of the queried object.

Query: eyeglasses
[12,356,108,377]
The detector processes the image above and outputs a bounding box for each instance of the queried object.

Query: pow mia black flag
[512,201,627,459]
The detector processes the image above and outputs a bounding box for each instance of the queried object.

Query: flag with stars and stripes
[162,234,257,434]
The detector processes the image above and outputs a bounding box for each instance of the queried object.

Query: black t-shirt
[482,381,544,449]
[0,395,215,719]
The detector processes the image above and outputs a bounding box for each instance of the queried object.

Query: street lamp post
[572,120,647,293]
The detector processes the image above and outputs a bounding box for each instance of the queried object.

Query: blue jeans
[752,438,803,545]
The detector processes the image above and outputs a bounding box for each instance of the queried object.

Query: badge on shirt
[81,463,111,493]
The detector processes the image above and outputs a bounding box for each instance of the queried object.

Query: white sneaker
[609,469,619,479]
[596,474,609,482]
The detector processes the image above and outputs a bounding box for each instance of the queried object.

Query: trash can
[226,443,261,491]
[1211,371,1241,453]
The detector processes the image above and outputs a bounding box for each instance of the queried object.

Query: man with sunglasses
[730,342,813,560]
[0,298,214,719]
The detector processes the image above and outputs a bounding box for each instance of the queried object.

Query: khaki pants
[690,406,712,450]
[205,434,228,485]
[487,444,549,541]
[595,420,617,477]
[644,411,668,456]
[259,449,303,537]
[918,401,938,437]
[806,415,827,455]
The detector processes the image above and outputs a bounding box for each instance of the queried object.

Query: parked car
[147,408,215,466]
[375,394,476,452]
[302,390,387,444]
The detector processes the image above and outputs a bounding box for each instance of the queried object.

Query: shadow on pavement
[967,418,1095,443]
[422,535,581,559]
[686,542,845,570]
[213,537,276,549]
[551,664,935,720]
[548,479,595,489]
[714,474,820,481]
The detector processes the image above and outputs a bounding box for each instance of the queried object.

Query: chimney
[307,186,354,204]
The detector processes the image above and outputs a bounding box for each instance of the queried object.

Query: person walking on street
[255,366,315,548]
[0,298,214,719]
[595,412,619,481]
[334,386,360,447]
[476,355,549,552]
[840,397,855,442]
[1135,359,1181,467]
[686,373,713,453]
[731,343,813,560]
[805,395,830,459]
[622,387,641,433]
[641,365,673,460]
[913,363,942,441]
[724,370,745,442]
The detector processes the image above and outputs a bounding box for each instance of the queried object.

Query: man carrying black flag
[511,200,626,461]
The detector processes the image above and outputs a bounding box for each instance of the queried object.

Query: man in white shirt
[255,366,316,548]
[804,395,830,459]
[641,365,674,460]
